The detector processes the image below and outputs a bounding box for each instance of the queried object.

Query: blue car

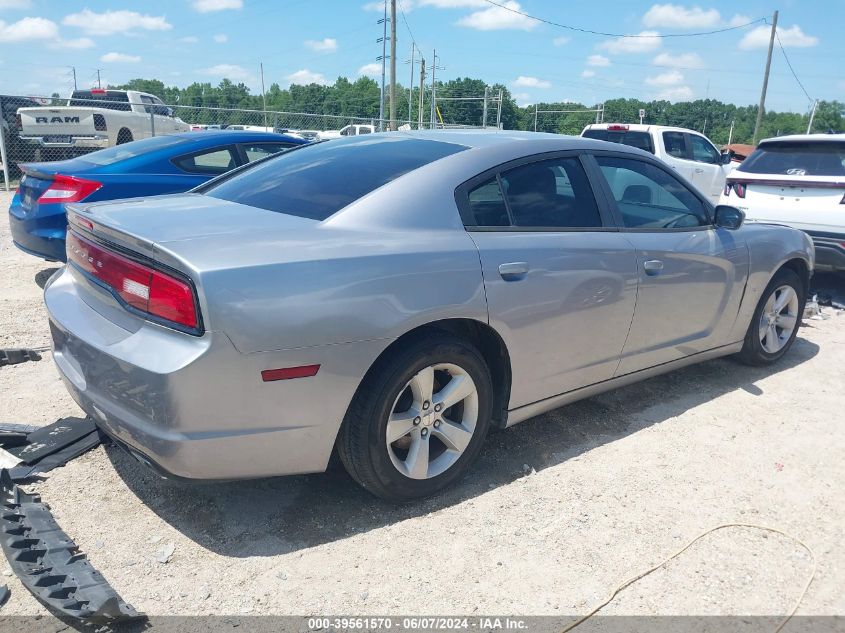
[9,130,306,261]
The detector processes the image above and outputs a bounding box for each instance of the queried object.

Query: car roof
[582,123,699,134]
[759,133,845,145]
[171,130,300,141]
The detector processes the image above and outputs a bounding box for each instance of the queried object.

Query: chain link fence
[2,93,456,191]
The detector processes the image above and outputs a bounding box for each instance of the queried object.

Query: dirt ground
[1,188,844,623]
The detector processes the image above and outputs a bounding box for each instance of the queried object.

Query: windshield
[739,141,845,176]
[583,129,655,154]
[78,135,189,166]
[202,136,467,220]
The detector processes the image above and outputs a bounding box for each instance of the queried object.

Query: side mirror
[720,151,733,165]
[714,205,744,230]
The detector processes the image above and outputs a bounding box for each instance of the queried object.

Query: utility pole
[407,44,415,125]
[260,62,267,129]
[534,104,539,132]
[96,68,102,89]
[389,0,397,130]
[482,86,488,128]
[496,89,503,129]
[377,1,389,132]
[71,66,77,91]
[807,99,819,134]
[429,49,437,130]
[727,119,735,145]
[753,10,778,144]
[418,57,425,129]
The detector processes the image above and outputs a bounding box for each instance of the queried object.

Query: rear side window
[583,129,654,154]
[240,142,296,163]
[174,147,238,175]
[68,90,131,112]
[740,141,845,176]
[465,157,603,229]
[662,132,688,159]
[79,135,188,166]
[203,136,467,220]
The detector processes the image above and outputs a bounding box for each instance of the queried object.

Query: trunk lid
[18,107,99,137]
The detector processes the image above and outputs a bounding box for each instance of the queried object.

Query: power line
[775,31,813,103]
[479,0,766,38]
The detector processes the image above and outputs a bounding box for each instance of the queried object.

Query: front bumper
[44,267,382,480]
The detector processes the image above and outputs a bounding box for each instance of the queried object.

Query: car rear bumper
[807,231,845,272]
[20,135,109,148]
[44,267,381,480]
[8,199,68,262]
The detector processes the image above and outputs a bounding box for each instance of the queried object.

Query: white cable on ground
[561,523,817,633]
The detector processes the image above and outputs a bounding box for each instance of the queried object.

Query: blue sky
[0,0,841,113]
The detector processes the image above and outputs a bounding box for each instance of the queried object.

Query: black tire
[736,268,805,366]
[116,129,133,145]
[337,331,493,503]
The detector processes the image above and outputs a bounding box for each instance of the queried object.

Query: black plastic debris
[0,470,142,624]
[0,418,102,483]
[0,584,9,608]
[0,423,38,450]
[0,349,42,367]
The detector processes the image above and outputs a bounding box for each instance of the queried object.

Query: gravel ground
[1,188,844,622]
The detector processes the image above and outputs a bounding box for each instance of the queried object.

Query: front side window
[240,142,295,163]
[358,127,372,134]
[662,131,688,159]
[174,147,237,175]
[595,155,709,229]
[689,134,720,164]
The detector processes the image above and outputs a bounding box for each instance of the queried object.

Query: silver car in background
[44,131,814,502]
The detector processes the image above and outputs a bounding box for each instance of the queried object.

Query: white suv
[721,134,845,272]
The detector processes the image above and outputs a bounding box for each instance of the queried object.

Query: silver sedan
[44,131,814,501]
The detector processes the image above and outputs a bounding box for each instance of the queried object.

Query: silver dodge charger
[44,131,814,501]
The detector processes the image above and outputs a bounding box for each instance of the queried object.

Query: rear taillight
[66,231,199,331]
[38,174,102,203]
[725,181,746,199]
[607,124,630,131]
[93,113,107,131]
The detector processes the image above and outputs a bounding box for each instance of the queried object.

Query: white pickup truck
[317,124,375,141]
[17,89,188,150]
[581,123,734,203]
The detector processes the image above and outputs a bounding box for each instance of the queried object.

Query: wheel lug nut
[421,428,429,437]
[413,416,421,425]
[434,403,442,412]
[423,401,430,410]
[434,419,441,428]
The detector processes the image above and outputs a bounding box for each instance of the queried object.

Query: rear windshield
[583,129,654,154]
[739,141,845,176]
[79,135,188,166]
[202,136,467,220]
[68,90,131,112]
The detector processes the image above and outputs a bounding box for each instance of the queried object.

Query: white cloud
[657,85,693,101]
[213,33,228,43]
[587,54,610,67]
[0,17,57,42]
[286,69,330,86]
[180,36,199,43]
[63,9,172,35]
[581,69,596,78]
[0,0,32,8]
[727,14,751,27]
[419,0,486,7]
[512,75,550,89]
[49,37,95,49]
[200,63,254,83]
[358,62,382,77]
[646,69,684,86]
[553,36,569,46]
[457,1,536,31]
[601,30,661,54]
[643,4,720,29]
[511,92,532,106]
[739,24,818,50]
[653,51,704,68]
[101,52,142,63]
[191,0,243,12]
[305,37,338,53]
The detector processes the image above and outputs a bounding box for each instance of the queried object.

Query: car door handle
[694,168,704,173]
[643,259,664,275]
[498,262,529,280]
